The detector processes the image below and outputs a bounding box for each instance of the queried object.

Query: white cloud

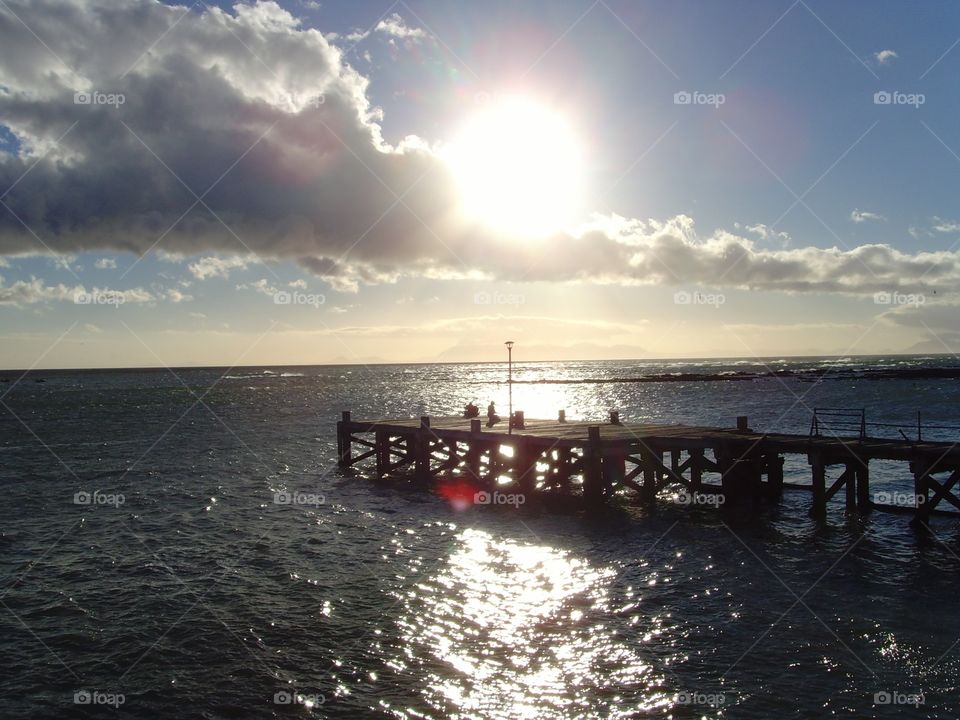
[188,256,251,280]
[252,278,277,296]
[236,278,279,297]
[932,217,960,233]
[850,209,886,223]
[83,323,103,333]
[157,250,186,263]
[165,288,193,303]
[0,277,154,305]
[375,13,427,40]
[0,278,77,304]
[874,49,898,65]
[344,12,426,44]
[735,222,791,246]
[288,278,307,289]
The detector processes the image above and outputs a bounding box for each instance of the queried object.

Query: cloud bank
[0,276,154,305]
[0,0,956,296]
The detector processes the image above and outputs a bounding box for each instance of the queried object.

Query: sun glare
[446,97,582,238]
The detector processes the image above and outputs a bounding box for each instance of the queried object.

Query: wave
[224,371,305,379]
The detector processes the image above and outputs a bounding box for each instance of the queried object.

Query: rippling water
[1,357,959,718]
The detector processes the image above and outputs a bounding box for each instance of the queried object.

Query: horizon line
[0,351,952,375]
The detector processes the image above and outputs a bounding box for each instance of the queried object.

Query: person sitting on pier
[487,401,501,427]
[464,402,479,418]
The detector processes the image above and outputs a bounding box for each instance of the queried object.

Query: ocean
[1,356,958,718]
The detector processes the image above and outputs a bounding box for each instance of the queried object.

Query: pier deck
[336,412,960,527]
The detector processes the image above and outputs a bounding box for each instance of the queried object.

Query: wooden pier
[336,411,960,527]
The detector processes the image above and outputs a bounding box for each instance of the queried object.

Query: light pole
[505,340,514,434]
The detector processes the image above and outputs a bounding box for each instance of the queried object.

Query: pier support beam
[466,419,482,482]
[911,461,930,509]
[844,462,857,513]
[911,467,960,528]
[584,426,604,505]
[486,441,502,489]
[719,445,760,504]
[516,438,538,496]
[765,454,784,500]
[375,429,388,479]
[415,416,431,481]
[556,448,573,493]
[603,447,626,496]
[641,448,660,504]
[810,452,826,519]
[689,448,704,493]
[337,411,352,467]
[856,460,871,511]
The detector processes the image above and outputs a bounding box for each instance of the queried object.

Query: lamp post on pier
[505,340,514,434]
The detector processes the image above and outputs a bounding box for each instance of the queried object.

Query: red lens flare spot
[436,479,482,512]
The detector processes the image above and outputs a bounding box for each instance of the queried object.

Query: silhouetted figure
[486,401,501,427]
[464,402,479,418]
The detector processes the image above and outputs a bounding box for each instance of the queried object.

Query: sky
[2,0,960,368]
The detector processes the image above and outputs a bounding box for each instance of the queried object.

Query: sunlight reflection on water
[392,529,672,719]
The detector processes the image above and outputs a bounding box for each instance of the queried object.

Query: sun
[445,97,583,238]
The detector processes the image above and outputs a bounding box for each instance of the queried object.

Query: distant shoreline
[503,366,960,384]
[0,352,954,375]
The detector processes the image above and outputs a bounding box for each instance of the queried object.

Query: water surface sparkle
[392,528,671,718]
